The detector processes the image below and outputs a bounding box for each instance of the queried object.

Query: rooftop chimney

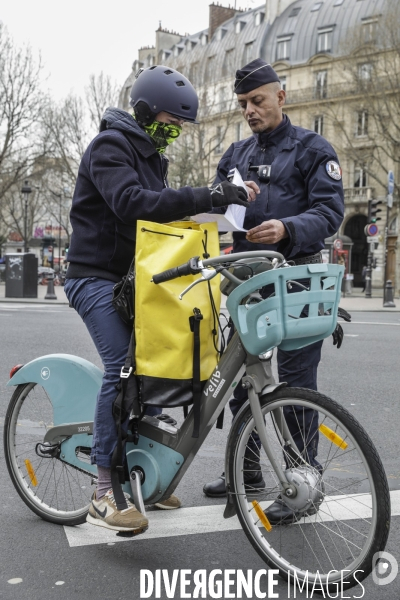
[209,2,240,40]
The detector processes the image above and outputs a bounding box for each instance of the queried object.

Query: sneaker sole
[153,502,181,510]
[86,514,149,533]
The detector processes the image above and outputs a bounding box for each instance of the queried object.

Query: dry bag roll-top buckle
[120,366,133,378]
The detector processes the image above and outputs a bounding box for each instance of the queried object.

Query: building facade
[120,0,400,292]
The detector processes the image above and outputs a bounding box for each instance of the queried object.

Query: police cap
[234,59,280,94]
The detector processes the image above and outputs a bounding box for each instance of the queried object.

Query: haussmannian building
[119,0,399,292]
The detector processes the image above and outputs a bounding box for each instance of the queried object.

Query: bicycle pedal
[116,525,148,538]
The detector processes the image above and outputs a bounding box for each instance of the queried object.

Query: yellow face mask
[143,121,182,153]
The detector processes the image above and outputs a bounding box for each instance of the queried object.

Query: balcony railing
[343,187,375,203]
[285,78,399,105]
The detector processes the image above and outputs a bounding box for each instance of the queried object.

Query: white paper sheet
[191,168,248,232]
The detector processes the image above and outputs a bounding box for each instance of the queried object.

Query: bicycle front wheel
[4,383,94,525]
[227,387,390,592]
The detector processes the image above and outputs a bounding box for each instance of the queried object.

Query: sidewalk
[0,283,399,311]
[0,282,68,304]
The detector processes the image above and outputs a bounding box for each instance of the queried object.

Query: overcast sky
[1,0,257,101]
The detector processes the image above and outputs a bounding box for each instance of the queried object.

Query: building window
[356,111,368,136]
[215,126,223,154]
[255,12,264,26]
[236,122,242,141]
[314,115,324,136]
[206,56,216,82]
[317,28,333,52]
[311,2,323,11]
[276,37,292,61]
[162,50,171,61]
[315,70,328,99]
[222,49,234,77]
[362,18,378,43]
[358,62,372,83]
[189,62,198,84]
[219,87,228,111]
[354,165,368,188]
[235,21,245,34]
[217,28,227,41]
[201,33,208,46]
[280,76,287,91]
[243,42,254,65]
[289,7,301,17]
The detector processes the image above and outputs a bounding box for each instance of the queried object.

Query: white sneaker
[87,489,148,533]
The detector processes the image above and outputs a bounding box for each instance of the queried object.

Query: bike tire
[4,383,93,526]
[227,387,390,593]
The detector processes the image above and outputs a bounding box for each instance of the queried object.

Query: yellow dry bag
[135,220,221,408]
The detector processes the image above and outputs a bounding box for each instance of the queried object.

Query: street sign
[365,223,379,236]
[388,170,395,195]
[367,236,378,243]
[333,238,343,250]
[387,194,393,208]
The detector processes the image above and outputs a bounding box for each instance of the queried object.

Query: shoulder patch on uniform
[326,161,342,180]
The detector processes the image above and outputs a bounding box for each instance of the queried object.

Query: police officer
[203,59,345,524]
[65,65,248,533]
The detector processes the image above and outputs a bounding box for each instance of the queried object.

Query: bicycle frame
[6,250,306,508]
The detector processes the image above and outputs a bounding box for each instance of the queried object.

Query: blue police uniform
[218,112,343,436]
[203,113,344,499]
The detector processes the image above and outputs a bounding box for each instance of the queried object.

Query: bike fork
[243,375,295,497]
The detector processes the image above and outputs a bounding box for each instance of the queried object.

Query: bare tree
[86,71,120,130]
[0,23,47,236]
[324,0,400,196]
[168,85,239,188]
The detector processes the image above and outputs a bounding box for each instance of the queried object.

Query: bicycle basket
[226,263,344,355]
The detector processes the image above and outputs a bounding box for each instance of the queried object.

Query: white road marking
[64,489,400,548]
[344,334,359,337]
[350,321,400,326]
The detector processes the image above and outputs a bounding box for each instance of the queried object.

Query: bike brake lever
[178,269,216,300]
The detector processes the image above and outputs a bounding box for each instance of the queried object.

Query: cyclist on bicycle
[64,66,249,533]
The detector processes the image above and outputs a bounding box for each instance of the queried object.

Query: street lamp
[21,181,32,253]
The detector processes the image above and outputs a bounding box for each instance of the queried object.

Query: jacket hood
[100,107,151,144]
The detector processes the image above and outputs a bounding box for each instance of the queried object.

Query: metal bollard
[44,273,57,300]
[383,280,396,308]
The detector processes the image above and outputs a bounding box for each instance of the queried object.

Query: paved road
[0,304,399,599]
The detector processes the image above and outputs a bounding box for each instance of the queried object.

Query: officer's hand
[210,181,249,208]
[244,180,260,202]
[246,220,288,244]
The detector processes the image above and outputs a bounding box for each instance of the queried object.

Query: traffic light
[367,199,383,223]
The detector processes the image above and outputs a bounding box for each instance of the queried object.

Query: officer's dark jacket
[67,108,212,281]
[214,115,344,258]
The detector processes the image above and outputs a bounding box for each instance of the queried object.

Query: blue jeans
[64,277,160,468]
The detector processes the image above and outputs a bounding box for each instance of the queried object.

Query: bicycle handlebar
[152,257,201,284]
[152,250,287,284]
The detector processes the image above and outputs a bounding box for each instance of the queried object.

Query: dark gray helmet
[130,65,199,125]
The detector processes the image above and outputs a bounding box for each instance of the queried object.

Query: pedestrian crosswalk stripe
[63,489,400,547]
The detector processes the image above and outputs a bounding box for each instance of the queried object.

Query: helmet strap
[133,101,157,127]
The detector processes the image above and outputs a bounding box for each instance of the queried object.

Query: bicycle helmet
[130,65,199,125]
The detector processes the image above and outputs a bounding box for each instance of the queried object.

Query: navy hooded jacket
[214,115,344,258]
[67,108,212,281]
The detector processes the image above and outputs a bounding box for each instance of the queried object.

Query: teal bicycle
[3,250,390,593]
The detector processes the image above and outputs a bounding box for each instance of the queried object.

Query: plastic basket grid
[226,263,344,356]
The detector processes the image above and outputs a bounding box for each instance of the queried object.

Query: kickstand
[129,469,146,517]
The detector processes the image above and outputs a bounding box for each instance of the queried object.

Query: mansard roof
[262,0,385,65]
[120,0,390,100]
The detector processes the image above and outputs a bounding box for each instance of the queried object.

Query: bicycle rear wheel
[4,383,94,525]
[227,387,390,593]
